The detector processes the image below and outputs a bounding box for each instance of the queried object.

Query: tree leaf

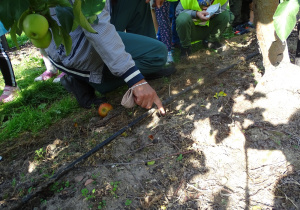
[17,10,31,30]
[60,27,72,56]
[73,0,97,33]
[218,91,227,97]
[48,16,63,48]
[273,0,299,41]
[81,0,105,17]
[10,21,20,50]
[0,0,16,30]
[47,0,72,7]
[55,6,74,34]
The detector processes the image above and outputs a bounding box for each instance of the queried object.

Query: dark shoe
[203,40,224,51]
[180,46,191,60]
[145,65,176,80]
[60,75,106,109]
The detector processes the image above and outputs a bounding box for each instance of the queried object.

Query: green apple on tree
[30,30,52,49]
[23,14,49,39]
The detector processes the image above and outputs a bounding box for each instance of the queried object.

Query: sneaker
[53,72,66,83]
[203,40,224,51]
[180,46,191,61]
[0,85,20,103]
[60,75,106,109]
[34,70,57,82]
[166,51,174,65]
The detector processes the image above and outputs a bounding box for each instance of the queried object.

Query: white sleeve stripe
[124,70,141,82]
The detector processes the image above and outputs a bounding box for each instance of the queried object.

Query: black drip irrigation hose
[14,51,260,209]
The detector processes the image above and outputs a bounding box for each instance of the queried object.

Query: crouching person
[45,0,176,114]
[175,0,233,60]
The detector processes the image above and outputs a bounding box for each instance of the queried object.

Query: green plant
[125,199,132,206]
[177,154,183,161]
[11,178,16,188]
[34,148,46,161]
[81,188,95,200]
[50,181,70,193]
[110,181,120,198]
[98,200,106,209]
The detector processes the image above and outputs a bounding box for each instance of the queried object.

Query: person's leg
[110,0,156,39]
[176,12,195,49]
[155,1,173,64]
[0,46,19,103]
[169,1,180,47]
[91,32,170,94]
[155,1,172,51]
[0,48,16,87]
[205,10,231,43]
[230,0,242,27]
[35,48,66,82]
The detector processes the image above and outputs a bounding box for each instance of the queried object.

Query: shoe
[0,85,20,103]
[53,72,66,83]
[60,75,106,109]
[203,40,224,51]
[145,65,176,80]
[166,51,174,65]
[233,24,250,35]
[180,46,191,60]
[34,70,57,81]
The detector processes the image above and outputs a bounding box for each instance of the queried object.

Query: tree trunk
[254,0,290,71]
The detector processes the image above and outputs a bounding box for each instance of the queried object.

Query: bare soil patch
[0,29,299,209]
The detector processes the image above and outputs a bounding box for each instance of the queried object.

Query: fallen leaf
[85,179,94,186]
[147,161,155,166]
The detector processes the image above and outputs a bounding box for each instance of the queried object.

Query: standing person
[34,48,66,83]
[155,1,174,64]
[0,22,19,103]
[230,0,254,35]
[175,0,232,59]
[45,0,175,112]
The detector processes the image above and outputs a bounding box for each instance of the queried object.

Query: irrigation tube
[16,51,260,209]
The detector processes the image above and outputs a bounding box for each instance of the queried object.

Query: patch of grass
[5,32,30,48]
[0,45,81,142]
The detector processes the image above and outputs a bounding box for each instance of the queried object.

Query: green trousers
[90,32,167,94]
[176,10,232,48]
[230,0,251,27]
[110,0,156,39]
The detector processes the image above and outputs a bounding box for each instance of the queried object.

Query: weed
[98,200,106,209]
[177,154,183,161]
[50,181,70,193]
[11,178,16,188]
[34,148,46,161]
[40,198,47,205]
[81,188,95,200]
[28,187,33,193]
[125,199,132,206]
[110,181,120,198]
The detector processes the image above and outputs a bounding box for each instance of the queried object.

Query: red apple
[98,103,113,117]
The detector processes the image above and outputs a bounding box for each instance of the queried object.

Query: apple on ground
[23,14,49,39]
[98,103,113,117]
[30,30,52,49]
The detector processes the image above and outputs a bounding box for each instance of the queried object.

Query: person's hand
[132,79,165,115]
[145,0,164,8]
[196,11,210,21]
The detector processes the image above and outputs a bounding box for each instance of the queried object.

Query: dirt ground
[0,28,300,210]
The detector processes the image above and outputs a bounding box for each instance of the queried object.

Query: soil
[0,28,300,210]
